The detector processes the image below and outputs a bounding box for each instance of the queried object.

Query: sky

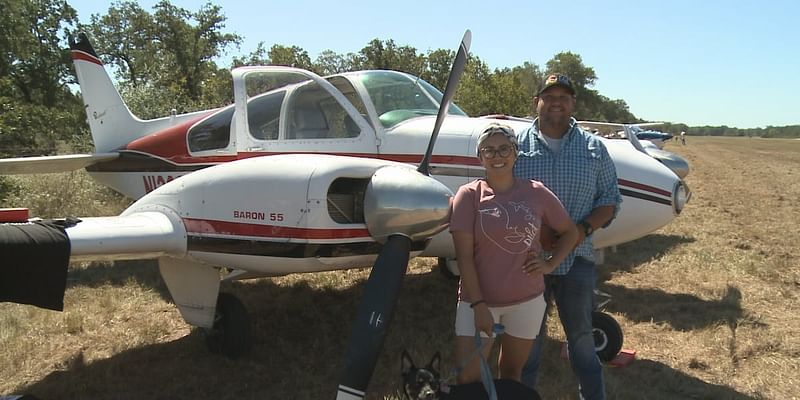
[66,0,800,129]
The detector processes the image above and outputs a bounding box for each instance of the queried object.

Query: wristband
[470,300,486,308]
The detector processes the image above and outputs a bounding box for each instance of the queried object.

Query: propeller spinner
[336,29,471,399]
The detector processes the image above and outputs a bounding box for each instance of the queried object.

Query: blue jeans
[521,257,605,400]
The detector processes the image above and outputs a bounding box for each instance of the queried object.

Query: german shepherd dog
[401,350,541,400]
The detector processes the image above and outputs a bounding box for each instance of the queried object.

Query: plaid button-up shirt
[513,118,621,275]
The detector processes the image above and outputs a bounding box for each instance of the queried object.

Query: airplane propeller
[336,30,471,399]
[418,30,472,176]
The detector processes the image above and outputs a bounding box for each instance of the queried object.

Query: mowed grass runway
[1,136,798,399]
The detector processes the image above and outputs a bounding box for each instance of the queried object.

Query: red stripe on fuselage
[183,218,371,240]
[618,179,671,197]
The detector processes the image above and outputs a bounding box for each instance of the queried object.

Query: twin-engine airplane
[0,30,690,397]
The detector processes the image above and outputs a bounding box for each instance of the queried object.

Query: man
[513,74,621,400]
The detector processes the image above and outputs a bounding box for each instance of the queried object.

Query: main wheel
[592,311,623,362]
[205,292,251,358]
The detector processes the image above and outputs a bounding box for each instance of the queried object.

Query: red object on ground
[0,208,30,223]
[559,342,636,368]
[608,349,636,367]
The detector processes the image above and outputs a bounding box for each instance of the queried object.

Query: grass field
[1,136,798,399]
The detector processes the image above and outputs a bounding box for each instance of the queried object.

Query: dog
[401,350,541,400]
[402,350,442,400]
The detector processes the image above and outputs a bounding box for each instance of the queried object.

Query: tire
[592,311,623,362]
[437,257,460,280]
[205,292,251,358]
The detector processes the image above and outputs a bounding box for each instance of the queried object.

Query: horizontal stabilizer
[0,153,119,174]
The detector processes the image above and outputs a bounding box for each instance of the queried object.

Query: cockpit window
[357,71,467,128]
[326,75,373,131]
[188,106,234,152]
[286,80,360,140]
[248,91,285,140]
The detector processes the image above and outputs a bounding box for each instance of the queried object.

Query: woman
[449,123,578,384]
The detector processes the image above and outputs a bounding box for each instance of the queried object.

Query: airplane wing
[578,120,665,131]
[0,153,119,174]
[0,212,185,311]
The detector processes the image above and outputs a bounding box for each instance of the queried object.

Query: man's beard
[539,113,571,130]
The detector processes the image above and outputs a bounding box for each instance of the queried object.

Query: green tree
[0,0,86,157]
[267,44,313,69]
[355,39,426,76]
[454,55,496,116]
[421,49,454,92]
[85,0,240,109]
[313,49,352,76]
[0,0,78,106]
[151,1,240,101]
[85,1,155,87]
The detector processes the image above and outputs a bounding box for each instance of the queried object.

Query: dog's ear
[401,349,416,375]
[427,351,441,374]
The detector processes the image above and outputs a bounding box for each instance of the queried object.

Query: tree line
[1,0,797,161]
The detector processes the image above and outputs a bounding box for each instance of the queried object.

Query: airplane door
[230,67,377,155]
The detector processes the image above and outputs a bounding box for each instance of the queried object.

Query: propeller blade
[337,234,411,400]
[418,29,472,175]
[336,30,467,399]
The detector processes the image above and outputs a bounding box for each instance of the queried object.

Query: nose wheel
[204,292,251,358]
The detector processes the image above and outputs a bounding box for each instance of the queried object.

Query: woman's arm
[452,231,493,336]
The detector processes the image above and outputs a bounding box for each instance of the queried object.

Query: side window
[247,91,285,140]
[287,81,360,140]
[188,106,234,152]
[326,76,373,131]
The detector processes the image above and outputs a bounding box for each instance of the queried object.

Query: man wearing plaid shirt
[514,74,621,400]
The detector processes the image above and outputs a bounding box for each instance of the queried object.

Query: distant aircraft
[635,129,674,149]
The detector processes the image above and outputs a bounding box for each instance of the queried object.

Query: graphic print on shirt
[478,200,540,254]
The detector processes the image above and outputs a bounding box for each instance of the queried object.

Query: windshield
[357,71,467,128]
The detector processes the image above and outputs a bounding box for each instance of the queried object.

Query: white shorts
[455,295,546,340]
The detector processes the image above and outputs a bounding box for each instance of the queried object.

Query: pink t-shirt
[450,178,571,306]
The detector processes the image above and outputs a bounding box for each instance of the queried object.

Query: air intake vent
[327,178,368,224]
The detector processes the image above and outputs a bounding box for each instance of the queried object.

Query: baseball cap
[537,74,576,96]
[476,123,517,154]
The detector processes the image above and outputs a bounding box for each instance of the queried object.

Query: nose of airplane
[362,165,453,243]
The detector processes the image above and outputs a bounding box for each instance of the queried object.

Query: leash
[444,323,504,400]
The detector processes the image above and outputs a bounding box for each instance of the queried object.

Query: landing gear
[592,311,623,362]
[592,290,623,362]
[204,292,251,358]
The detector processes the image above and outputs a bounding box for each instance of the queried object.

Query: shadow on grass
[532,336,759,400]
[66,259,171,301]
[601,283,755,332]
[603,358,758,400]
[17,269,757,400]
[601,233,696,279]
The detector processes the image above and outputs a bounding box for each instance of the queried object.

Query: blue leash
[448,323,504,400]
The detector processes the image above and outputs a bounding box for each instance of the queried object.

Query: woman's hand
[473,303,494,337]
[523,252,556,275]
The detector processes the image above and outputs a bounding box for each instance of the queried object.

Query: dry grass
[1,136,799,399]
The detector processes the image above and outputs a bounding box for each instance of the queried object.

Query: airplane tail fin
[69,33,147,153]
